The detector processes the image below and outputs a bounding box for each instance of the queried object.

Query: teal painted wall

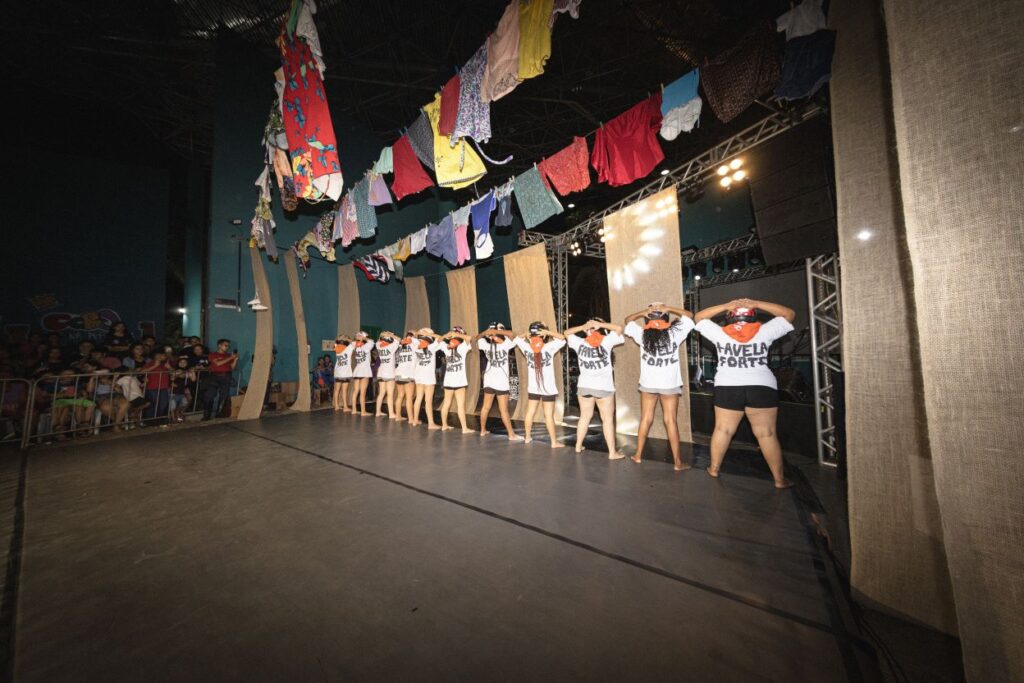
[679,184,755,248]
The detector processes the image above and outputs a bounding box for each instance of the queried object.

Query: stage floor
[10,410,870,680]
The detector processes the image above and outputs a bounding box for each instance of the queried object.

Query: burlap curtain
[284,256,311,412]
[337,264,360,335]
[829,0,956,634]
[603,188,691,440]
[446,267,481,413]
[503,243,563,420]
[237,247,274,420]
[882,0,1024,678]
[403,276,430,333]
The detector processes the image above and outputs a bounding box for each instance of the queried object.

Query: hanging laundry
[776,0,827,41]
[314,211,337,261]
[439,74,461,137]
[659,69,702,140]
[250,167,279,259]
[377,249,396,273]
[410,226,429,255]
[550,0,583,27]
[292,0,326,75]
[352,176,377,238]
[451,44,492,145]
[518,0,555,81]
[424,93,488,190]
[367,172,392,206]
[591,94,665,187]
[332,201,344,241]
[372,146,393,174]
[702,23,782,124]
[407,112,436,170]
[426,216,459,266]
[453,206,473,265]
[354,255,391,283]
[774,30,836,101]
[514,166,564,229]
[494,181,515,227]
[481,0,521,103]
[264,101,299,212]
[661,98,702,141]
[340,192,360,247]
[470,191,496,259]
[279,33,344,201]
[393,236,413,261]
[538,136,591,195]
[390,135,434,201]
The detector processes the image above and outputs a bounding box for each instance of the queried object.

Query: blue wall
[679,184,755,248]
[2,150,169,345]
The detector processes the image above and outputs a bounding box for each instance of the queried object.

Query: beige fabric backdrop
[829,0,956,633]
[403,276,430,333]
[237,248,274,421]
[884,0,1024,678]
[604,187,691,440]
[284,256,311,412]
[504,243,563,420]
[446,267,481,413]
[337,264,360,335]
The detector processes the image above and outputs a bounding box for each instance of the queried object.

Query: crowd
[0,323,239,441]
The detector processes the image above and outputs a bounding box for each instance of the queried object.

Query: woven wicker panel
[284,255,311,412]
[237,248,274,421]
[446,267,481,413]
[403,276,430,333]
[337,264,361,335]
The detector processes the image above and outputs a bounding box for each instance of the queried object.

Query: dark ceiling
[8,0,799,225]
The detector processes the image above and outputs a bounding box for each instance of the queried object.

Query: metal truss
[806,253,843,467]
[682,233,760,265]
[694,259,805,288]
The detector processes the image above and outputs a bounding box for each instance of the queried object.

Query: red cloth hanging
[390,135,434,201]
[438,74,461,137]
[590,93,665,187]
[538,136,591,195]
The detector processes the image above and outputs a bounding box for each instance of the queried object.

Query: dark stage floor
[6,410,878,681]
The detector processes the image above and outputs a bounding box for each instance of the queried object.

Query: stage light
[176,307,187,314]
[712,257,724,273]
[719,176,732,188]
[597,227,605,236]
[567,203,575,208]
[730,158,743,170]
[857,229,873,241]
[660,169,670,176]
[732,169,746,181]
[599,235,607,243]
[694,274,701,281]
[717,165,729,176]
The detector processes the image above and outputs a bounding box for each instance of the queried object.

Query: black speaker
[748,117,837,264]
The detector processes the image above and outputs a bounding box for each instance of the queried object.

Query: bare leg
[659,394,688,470]
[709,407,745,477]
[385,381,396,418]
[361,378,372,415]
[632,392,659,463]
[454,388,471,432]
[332,382,341,410]
[479,392,495,435]
[440,389,454,430]
[497,395,521,440]
[575,395,596,452]
[523,399,540,443]
[544,401,565,449]
[595,395,623,459]
[746,407,793,488]
[411,385,425,426]
[402,383,414,421]
[423,385,439,429]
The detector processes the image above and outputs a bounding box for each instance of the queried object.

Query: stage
[8,410,873,680]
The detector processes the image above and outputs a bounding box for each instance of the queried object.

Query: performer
[332,334,353,412]
[564,317,625,459]
[375,330,398,418]
[350,331,373,416]
[439,326,474,433]
[514,322,566,449]
[393,331,417,421]
[694,298,795,488]
[623,302,695,471]
[474,323,522,440]
[411,328,445,429]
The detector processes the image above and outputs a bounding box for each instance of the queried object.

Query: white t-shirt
[478,337,515,391]
[624,318,695,390]
[394,343,416,380]
[375,340,398,380]
[116,375,144,401]
[442,341,471,388]
[775,0,826,40]
[567,331,624,393]
[695,317,794,388]
[351,342,373,378]
[514,338,566,396]
[334,345,353,379]
[413,340,446,385]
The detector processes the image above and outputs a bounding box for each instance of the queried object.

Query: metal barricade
[0,378,31,444]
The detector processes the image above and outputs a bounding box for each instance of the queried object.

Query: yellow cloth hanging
[394,236,413,261]
[518,0,554,80]
[423,94,487,189]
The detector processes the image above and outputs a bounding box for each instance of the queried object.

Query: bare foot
[551,442,567,450]
[389,416,399,421]
[461,428,474,434]
[441,425,453,431]
[409,420,420,426]
[774,479,795,489]
[574,445,584,453]
[630,455,642,464]
[375,412,385,418]
[507,433,522,441]
[479,430,490,436]
[428,424,440,431]
[674,461,692,471]
[608,451,626,460]
[523,437,533,444]
[360,411,372,416]
[706,467,720,479]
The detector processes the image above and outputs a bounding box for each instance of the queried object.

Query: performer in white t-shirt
[392,331,418,422]
[623,302,695,471]
[411,328,446,429]
[564,318,626,459]
[694,298,796,488]
[513,321,567,449]
[474,322,522,441]
[438,326,474,433]
[332,335,354,413]
[374,331,399,419]
[350,331,374,416]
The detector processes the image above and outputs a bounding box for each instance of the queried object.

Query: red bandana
[644,319,670,330]
[529,336,545,353]
[722,322,761,343]
[585,331,605,347]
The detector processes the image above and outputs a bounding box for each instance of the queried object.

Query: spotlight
[730,158,742,170]
[732,169,746,181]
[712,257,724,274]
[567,203,575,209]
[660,169,670,176]
[599,235,607,243]
[856,229,873,241]
[598,227,605,236]
[176,307,187,314]
[717,165,729,176]
[694,274,702,281]
[720,176,733,188]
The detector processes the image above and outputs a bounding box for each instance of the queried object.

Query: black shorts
[713,385,779,411]
[527,393,556,402]
[482,387,509,396]
[129,397,149,408]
